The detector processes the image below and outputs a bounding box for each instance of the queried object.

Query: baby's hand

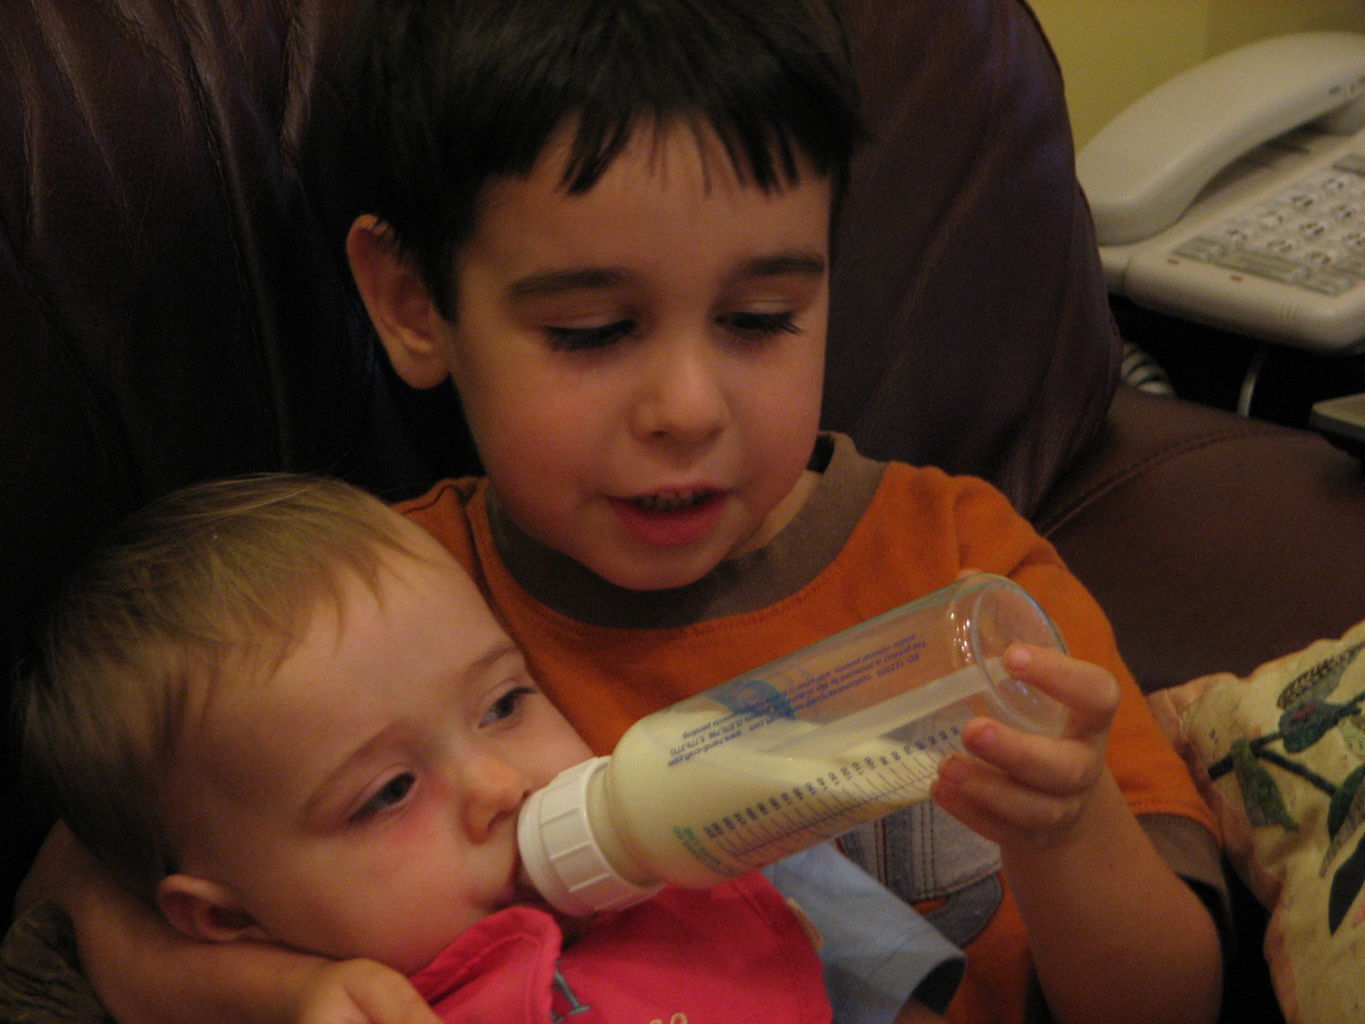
[291,959,440,1024]
[930,643,1120,852]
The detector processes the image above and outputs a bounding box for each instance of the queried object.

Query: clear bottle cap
[516,756,663,916]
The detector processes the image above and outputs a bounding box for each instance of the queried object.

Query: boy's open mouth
[611,489,726,548]
[630,488,715,513]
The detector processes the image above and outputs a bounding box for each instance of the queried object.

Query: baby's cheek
[383,778,459,855]
[549,732,595,774]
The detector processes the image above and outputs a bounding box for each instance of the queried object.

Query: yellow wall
[1030,0,1365,148]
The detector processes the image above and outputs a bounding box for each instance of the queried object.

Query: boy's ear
[346,215,453,389]
[156,873,269,944]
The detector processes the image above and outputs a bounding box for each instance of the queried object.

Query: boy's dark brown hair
[344,0,863,318]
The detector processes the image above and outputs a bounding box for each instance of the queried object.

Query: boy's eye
[546,319,635,351]
[545,310,798,350]
[716,310,800,340]
[483,685,537,726]
[351,772,415,823]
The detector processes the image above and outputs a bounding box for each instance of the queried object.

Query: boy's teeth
[634,490,706,512]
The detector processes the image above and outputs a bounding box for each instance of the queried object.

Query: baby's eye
[546,319,635,351]
[716,310,800,341]
[351,772,415,823]
[482,686,537,726]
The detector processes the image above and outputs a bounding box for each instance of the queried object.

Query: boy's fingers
[1003,644,1119,737]
[933,755,1090,841]
[959,718,1100,796]
[934,647,1123,843]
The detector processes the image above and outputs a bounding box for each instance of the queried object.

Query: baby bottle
[517,573,1067,916]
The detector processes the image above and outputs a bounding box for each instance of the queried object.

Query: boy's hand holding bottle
[930,642,1121,852]
[933,642,1221,1024]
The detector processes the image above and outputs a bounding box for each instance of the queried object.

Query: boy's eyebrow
[505,251,826,302]
[738,252,827,279]
[507,267,628,300]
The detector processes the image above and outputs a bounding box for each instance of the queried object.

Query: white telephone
[1079,32,1365,353]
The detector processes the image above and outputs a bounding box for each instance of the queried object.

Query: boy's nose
[458,746,532,842]
[630,337,727,445]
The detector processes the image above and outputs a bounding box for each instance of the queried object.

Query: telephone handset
[1078,32,1365,353]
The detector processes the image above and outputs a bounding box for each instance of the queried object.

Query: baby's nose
[459,748,531,840]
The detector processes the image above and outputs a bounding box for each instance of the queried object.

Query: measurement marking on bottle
[700,729,964,868]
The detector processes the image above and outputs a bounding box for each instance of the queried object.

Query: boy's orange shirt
[401,439,1219,1024]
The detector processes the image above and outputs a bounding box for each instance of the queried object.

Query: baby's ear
[346,214,452,389]
[156,873,267,944]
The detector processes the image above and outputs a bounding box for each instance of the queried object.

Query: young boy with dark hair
[26,1,1225,1022]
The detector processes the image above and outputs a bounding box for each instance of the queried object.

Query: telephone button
[1212,249,1306,284]
[1340,230,1365,252]
[1174,237,1228,261]
[1332,153,1365,177]
[1257,208,1289,229]
[1287,189,1319,211]
[1300,271,1357,295]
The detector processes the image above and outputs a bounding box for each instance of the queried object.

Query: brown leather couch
[3,1,1363,1020]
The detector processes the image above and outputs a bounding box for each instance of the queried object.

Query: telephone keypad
[1175,155,1365,296]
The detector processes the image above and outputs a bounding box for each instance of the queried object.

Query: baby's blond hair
[20,474,424,899]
